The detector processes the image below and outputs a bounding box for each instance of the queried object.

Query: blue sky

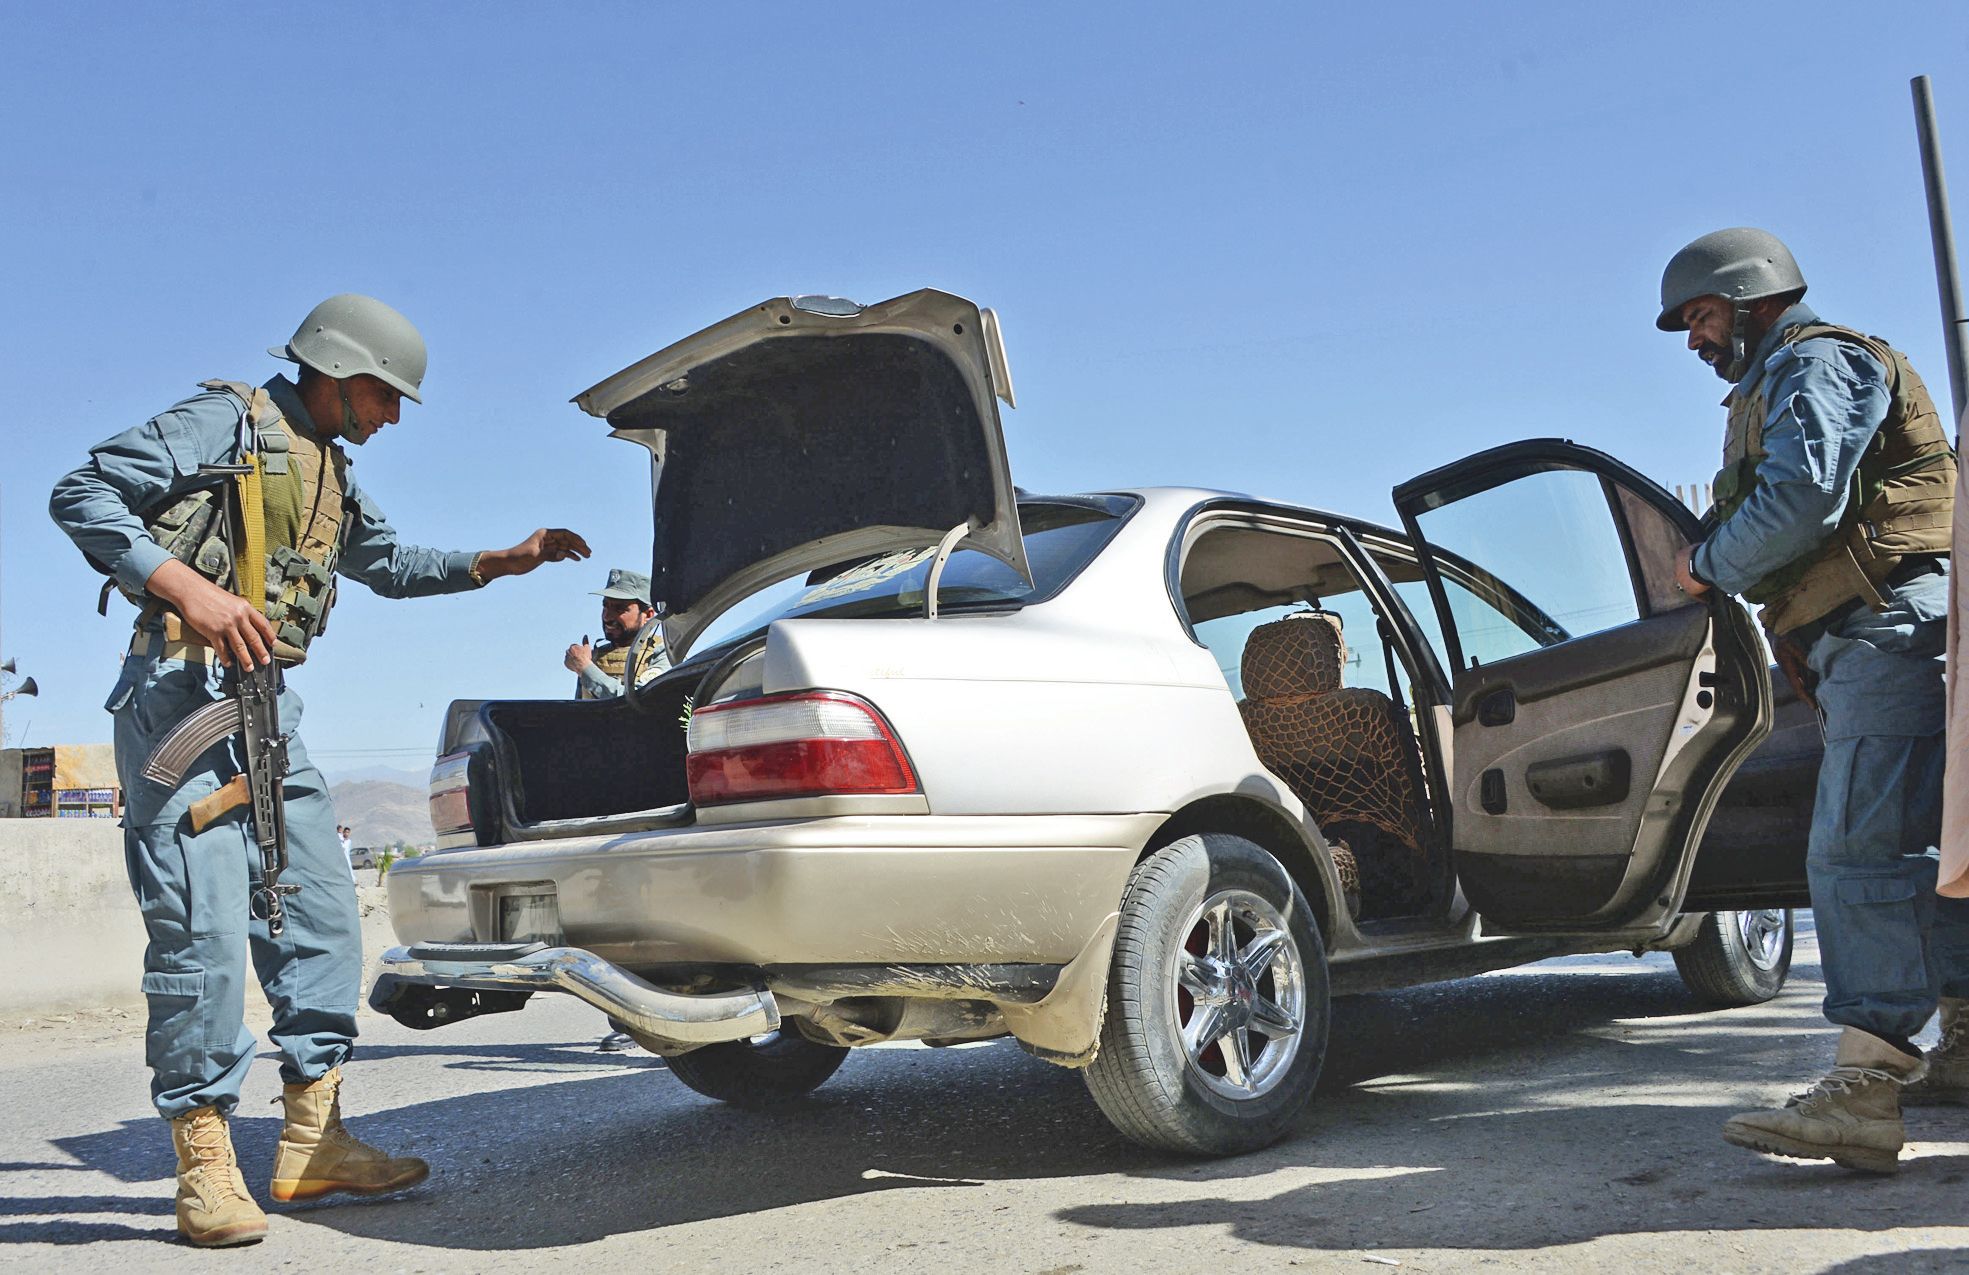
[4,3,1968,776]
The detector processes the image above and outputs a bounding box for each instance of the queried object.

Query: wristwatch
[467,552,487,588]
[1686,549,1710,589]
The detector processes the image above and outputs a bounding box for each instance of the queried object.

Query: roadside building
[0,745,121,819]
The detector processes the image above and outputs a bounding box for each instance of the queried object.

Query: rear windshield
[693,496,1137,649]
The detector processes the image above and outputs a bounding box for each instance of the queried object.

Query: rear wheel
[1084,834,1330,1156]
[1673,908,1793,1007]
[661,1028,849,1108]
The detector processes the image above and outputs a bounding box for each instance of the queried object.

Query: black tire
[1083,834,1330,1156]
[662,1028,849,1108]
[1673,909,1793,1007]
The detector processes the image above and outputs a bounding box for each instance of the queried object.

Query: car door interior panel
[1449,647,1691,884]
[1448,604,1709,725]
[1395,441,1774,935]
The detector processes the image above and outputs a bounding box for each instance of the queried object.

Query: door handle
[1525,749,1632,809]
[1477,688,1516,726]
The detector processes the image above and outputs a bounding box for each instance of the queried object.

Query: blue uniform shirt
[50,375,480,611]
[1692,302,1949,626]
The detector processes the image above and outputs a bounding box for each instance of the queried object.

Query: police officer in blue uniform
[50,294,590,1245]
[1661,228,1969,1174]
[565,567,668,700]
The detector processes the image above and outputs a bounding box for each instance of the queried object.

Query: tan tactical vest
[135,380,349,664]
[1713,324,1955,636]
[574,633,665,700]
[577,641,633,700]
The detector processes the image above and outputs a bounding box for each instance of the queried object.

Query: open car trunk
[476,672,699,841]
[432,289,1034,852]
[573,289,1026,660]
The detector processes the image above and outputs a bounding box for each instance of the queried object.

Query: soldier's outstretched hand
[475,529,593,582]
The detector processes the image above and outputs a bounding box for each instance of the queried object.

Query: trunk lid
[573,289,1028,660]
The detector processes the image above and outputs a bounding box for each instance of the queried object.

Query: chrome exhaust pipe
[377,942,779,1050]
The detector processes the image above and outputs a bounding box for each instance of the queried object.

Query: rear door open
[1392,440,1775,938]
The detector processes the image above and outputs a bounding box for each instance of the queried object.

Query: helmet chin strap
[336,382,368,446]
[1724,303,1752,383]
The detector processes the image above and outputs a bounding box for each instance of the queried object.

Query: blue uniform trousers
[1805,599,1969,1043]
[109,636,361,1119]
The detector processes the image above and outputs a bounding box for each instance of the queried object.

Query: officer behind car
[564,567,668,700]
[1660,228,1969,1174]
[49,294,592,1247]
[564,566,666,1055]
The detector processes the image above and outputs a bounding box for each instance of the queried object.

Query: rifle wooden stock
[188,774,251,834]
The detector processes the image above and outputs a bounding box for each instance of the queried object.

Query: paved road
[5,917,1969,1273]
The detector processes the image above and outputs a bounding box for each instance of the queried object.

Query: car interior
[1180,521,1449,923]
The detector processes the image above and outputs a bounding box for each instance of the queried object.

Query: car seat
[1237,612,1433,918]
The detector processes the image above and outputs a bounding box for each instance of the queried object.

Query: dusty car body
[376,290,1810,1154]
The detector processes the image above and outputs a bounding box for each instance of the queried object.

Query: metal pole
[1,481,8,751]
[1913,75,1969,435]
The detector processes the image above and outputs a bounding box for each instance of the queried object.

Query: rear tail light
[686,691,918,806]
[429,751,475,838]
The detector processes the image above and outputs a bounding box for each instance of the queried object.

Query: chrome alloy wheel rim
[1168,888,1306,1100]
[1736,909,1788,971]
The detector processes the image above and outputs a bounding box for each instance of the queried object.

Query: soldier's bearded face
[1681,296,1739,382]
[601,598,652,644]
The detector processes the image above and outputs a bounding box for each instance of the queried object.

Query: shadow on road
[0,1218,180,1247]
[1820,1250,1969,1273]
[350,1037,666,1075]
[20,953,1968,1255]
[1057,956,1969,1256]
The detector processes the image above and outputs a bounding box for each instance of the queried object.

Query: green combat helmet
[270,294,428,403]
[1656,228,1807,381]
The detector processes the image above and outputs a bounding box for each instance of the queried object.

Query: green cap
[592,568,652,605]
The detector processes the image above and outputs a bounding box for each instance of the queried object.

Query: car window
[1384,572,1547,677]
[1198,591,1398,701]
[692,497,1136,651]
[1410,468,1640,669]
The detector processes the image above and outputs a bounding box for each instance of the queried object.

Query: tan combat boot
[1904,997,1969,1106]
[170,1106,267,1247]
[1722,1026,1926,1173]
[269,1067,429,1202]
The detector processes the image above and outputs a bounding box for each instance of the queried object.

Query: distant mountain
[329,780,434,850]
[324,763,429,788]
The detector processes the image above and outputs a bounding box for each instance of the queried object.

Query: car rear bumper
[384,812,1160,968]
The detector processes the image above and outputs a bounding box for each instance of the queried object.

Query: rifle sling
[234,457,267,609]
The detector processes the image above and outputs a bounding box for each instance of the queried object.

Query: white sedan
[377,290,1807,1155]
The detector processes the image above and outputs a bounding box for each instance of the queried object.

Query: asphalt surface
[5,915,1969,1273]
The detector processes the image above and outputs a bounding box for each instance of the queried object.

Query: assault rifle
[139,463,299,935]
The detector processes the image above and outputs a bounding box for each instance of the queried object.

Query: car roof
[1033,485,1412,549]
